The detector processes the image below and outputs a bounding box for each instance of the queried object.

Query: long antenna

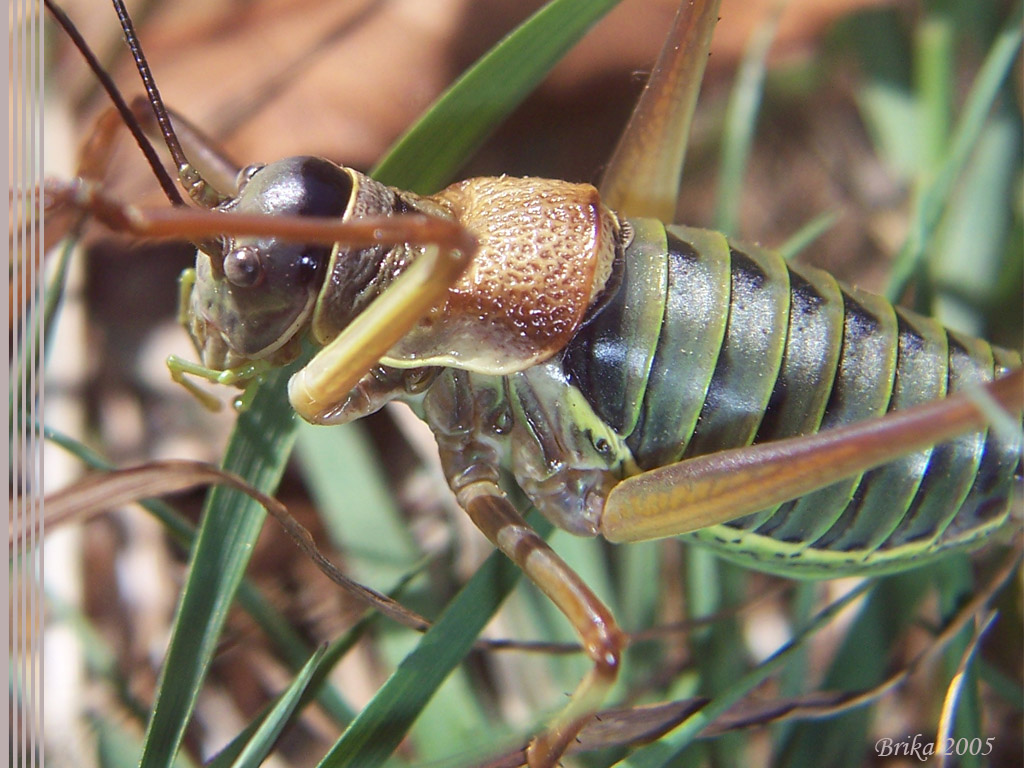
[44,0,184,207]
[110,0,229,208]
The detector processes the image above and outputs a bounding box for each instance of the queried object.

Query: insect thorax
[377,176,623,375]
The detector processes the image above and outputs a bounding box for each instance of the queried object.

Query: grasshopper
[42,0,1022,766]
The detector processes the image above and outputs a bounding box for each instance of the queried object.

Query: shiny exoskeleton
[184,157,1022,580]
[561,223,1021,575]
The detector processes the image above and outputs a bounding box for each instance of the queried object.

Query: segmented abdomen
[563,219,1021,576]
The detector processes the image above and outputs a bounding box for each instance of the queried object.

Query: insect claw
[231,379,264,413]
[166,354,271,413]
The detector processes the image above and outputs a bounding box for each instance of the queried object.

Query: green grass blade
[92,713,195,768]
[138,366,301,768]
[978,659,1024,711]
[615,540,662,632]
[772,581,818,748]
[933,558,988,768]
[315,518,548,768]
[41,239,75,356]
[776,211,839,261]
[617,581,875,767]
[45,425,357,726]
[228,645,327,768]
[296,421,420,584]
[929,104,1021,336]
[371,0,623,193]
[776,568,933,768]
[886,4,1023,301]
[206,572,422,768]
[296,420,500,758]
[713,7,782,236]
[913,10,954,172]
[846,9,916,174]
[682,549,748,767]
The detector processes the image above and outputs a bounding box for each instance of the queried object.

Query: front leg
[290,365,435,426]
[426,370,626,767]
[288,237,472,423]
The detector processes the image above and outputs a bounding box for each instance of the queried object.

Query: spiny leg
[457,481,625,768]
[601,369,1022,542]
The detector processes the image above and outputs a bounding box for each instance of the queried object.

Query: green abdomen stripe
[563,220,1021,577]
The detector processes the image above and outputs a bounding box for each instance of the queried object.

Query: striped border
[8,0,46,764]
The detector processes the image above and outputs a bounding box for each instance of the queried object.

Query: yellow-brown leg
[601,369,1023,543]
[457,480,625,768]
[600,0,721,221]
[40,103,150,249]
[288,236,471,423]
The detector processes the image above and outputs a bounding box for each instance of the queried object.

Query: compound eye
[224,245,264,288]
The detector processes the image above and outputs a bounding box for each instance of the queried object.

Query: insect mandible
[44,0,1023,766]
